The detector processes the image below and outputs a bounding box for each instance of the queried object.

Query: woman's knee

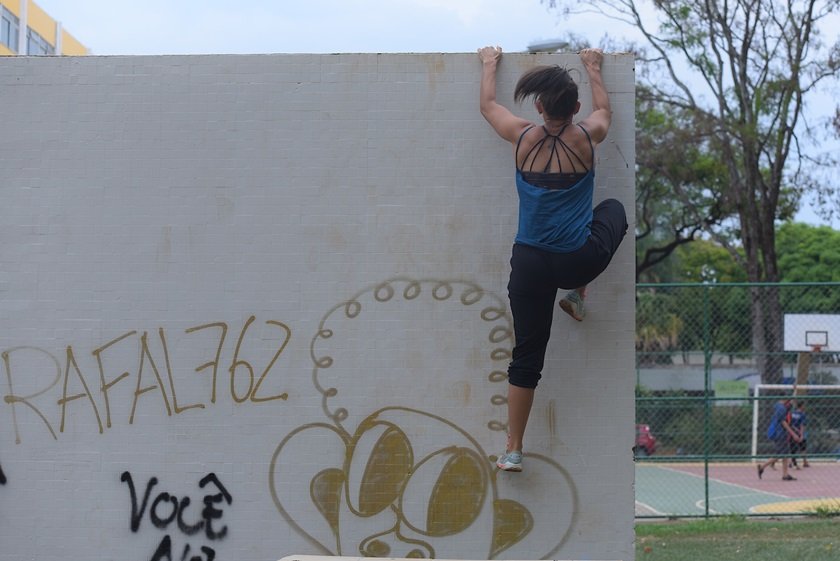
[592,198,628,249]
[507,368,541,389]
[595,198,627,222]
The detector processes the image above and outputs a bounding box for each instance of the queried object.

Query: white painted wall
[0,53,635,561]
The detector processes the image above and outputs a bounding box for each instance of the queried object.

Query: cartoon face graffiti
[270,408,577,559]
[269,279,578,559]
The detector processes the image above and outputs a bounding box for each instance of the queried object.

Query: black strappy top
[516,124,594,190]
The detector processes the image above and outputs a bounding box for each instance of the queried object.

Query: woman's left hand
[478,46,502,64]
[579,48,604,71]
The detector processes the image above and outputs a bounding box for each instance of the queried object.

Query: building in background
[1,0,87,56]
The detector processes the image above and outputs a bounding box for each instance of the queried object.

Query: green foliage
[636,290,683,362]
[777,223,840,282]
[642,403,754,456]
[642,222,840,286]
[810,501,840,518]
[636,388,697,431]
[810,369,840,385]
[706,288,752,353]
[636,283,755,355]
[674,240,746,283]
[776,223,840,314]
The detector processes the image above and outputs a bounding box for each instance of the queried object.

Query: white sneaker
[559,290,586,321]
[496,451,523,472]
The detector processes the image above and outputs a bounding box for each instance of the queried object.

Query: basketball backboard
[783,313,839,351]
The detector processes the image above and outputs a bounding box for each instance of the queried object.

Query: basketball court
[636,461,840,517]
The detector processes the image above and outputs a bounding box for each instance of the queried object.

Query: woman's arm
[577,48,611,145]
[478,46,531,144]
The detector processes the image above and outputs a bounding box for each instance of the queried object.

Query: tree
[635,88,731,282]
[673,239,747,283]
[546,0,840,382]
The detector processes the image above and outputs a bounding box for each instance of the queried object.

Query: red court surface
[666,461,840,499]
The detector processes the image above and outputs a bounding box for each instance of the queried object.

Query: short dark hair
[514,65,579,119]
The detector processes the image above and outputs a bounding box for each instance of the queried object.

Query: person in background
[789,400,809,469]
[757,398,800,481]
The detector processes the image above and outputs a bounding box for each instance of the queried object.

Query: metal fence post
[703,282,712,518]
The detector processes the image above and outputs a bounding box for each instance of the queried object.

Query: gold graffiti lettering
[250,320,291,403]
[129,332,173,424]
[2,347,60,443]
[158,327,204,414]
[93,331,137,429]
[229,316,256,404]
[58,346,104,434]
[184,322,227,405]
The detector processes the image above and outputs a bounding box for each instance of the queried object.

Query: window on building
[1,5,19,53]
[27,28,55,55]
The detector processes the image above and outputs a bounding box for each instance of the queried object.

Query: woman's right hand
[478,46,502,64]
[579,48,604,71]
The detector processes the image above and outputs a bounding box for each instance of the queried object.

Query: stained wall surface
[0,53,635,561]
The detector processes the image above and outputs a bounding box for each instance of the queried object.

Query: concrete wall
[0,53,635,561]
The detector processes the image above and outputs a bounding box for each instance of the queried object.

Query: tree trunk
[761,195,784,384]
[762,285,785,384]
[749,285,771,383]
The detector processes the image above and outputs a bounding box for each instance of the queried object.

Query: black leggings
[507,198,627,389]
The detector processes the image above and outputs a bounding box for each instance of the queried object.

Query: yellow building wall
[60,29,87,55]
[0,0,20,55]
[1,0,88,55]
[27,1,56,42]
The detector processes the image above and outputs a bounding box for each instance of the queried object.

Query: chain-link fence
[635,282,840,518]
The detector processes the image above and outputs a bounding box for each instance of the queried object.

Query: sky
[37,0,604,56]
[33,0,839,228]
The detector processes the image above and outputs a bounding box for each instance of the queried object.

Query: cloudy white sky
[36,0,609,55]
[32,0,839,227]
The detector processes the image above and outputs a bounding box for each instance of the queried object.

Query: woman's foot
[497,451,523,472]
[559,290,586,321]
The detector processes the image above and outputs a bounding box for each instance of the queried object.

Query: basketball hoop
[804,329,828,354]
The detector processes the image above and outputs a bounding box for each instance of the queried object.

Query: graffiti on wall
[2,277,580,559]
[1,317,291,444]
[270,278,579,559]
[122,471,232,561]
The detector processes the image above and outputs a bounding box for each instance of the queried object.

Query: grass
[810,500,840,518]
[636,517,840,561]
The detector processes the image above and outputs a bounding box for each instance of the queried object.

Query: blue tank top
[514,125,595,253]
